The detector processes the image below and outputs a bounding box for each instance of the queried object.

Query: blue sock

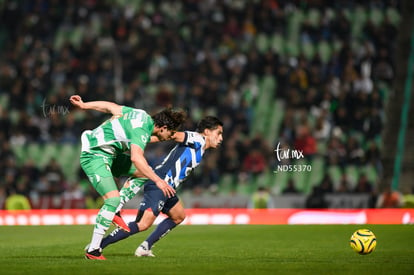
[101,222,139,249]
[146,218,177,248]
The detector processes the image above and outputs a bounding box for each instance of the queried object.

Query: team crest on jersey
[158,200,165,211]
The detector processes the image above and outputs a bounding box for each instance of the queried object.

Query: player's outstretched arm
[171,132,185,143]
[150,132,185,143]
[70,95,122,116]
[130,144,176,198]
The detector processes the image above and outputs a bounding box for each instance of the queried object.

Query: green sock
[117,178,145,212]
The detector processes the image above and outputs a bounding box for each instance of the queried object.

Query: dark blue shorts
[138,181,179,216]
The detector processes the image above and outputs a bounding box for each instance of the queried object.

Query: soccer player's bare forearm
[131,170,146,178]
[131,156,175,197]
[81,101,122,115]
[70,95,122,115]
[171,132,185,143]
[131,156,162,183]
[150,132,185,143]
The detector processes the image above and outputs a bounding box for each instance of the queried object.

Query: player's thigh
[139,185,167,215]
[134,186,163,226]
[80,152,117,197]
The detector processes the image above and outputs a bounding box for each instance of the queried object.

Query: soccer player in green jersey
[70,95,186,260]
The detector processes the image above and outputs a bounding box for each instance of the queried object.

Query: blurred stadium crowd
[0,0,409,209]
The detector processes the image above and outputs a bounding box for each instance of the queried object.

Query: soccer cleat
[85,248,106,260]
[135,241,155,257]
[112,212,130,232]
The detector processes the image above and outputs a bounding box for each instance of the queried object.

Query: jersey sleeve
[130,128,150,150]
[122,107,152,150]
[182,131,205,149]
[121,106,134,114]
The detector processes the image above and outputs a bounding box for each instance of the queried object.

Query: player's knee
[172,212,186,224]
[104,196,120,208]
[178,212,186,224]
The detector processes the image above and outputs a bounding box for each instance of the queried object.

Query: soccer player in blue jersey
[99,116,223,257]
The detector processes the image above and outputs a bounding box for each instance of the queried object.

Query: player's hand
[155,180,176,198]
[70,95,84,108]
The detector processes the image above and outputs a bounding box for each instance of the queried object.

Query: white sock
[115,201,125,213]
[88,230,105,252]
[88,204,116,252]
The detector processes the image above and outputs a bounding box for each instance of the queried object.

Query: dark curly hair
[196,116,223,133]
[152,108,187,130]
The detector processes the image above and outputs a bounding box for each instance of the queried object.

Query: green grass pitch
[0,224,413,274]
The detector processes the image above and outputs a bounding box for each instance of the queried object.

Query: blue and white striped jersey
[154,131,205,189]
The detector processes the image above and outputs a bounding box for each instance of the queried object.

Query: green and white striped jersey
[81,106,154,155]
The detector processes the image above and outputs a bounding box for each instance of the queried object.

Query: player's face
[157,126,176,141]
[206,126,223,148]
